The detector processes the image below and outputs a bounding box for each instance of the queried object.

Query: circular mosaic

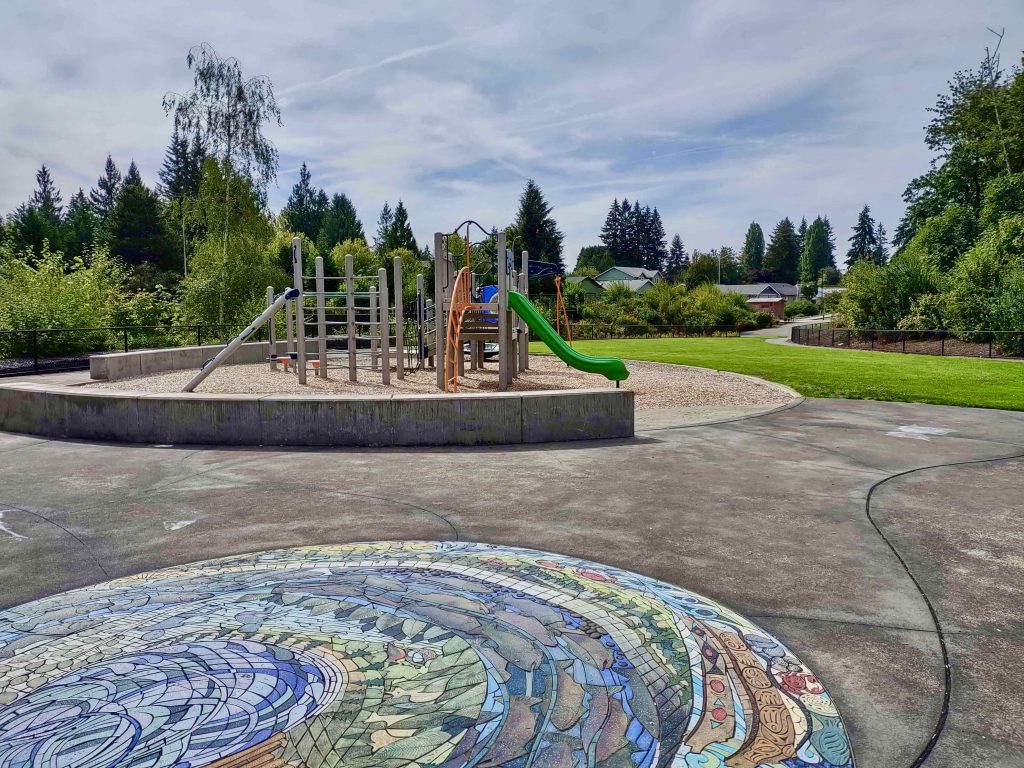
[0,542,852,767]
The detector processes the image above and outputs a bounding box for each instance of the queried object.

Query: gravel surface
[93,355,795,410]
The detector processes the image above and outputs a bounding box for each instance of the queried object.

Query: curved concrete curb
[0,383,633,447]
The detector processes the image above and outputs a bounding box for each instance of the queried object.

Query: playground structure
[182,225,628,394]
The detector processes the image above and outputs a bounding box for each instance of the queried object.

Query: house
[717,283,800,301]
[598,278,656,295]
[813,286,846,301]
[717,283,800,319]
[596,266,662,283]
[565,275,605,296]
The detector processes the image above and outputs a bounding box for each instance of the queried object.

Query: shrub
[836,250,941,329]
[0,244,127,356]
[784,298,818,318]
[944,214,1024,337]
[981,173,1024,227]
[900,204,980,271]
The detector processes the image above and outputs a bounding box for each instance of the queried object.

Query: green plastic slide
[508,291,629,381]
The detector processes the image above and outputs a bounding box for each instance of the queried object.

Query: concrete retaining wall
[90,341,318,381]
[0,383,633,446]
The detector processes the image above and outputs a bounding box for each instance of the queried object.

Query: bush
[944,214,1024,337]
[784,298,818,318]
[981,173,1024,227]
[836,250,941,329]
[754,311,774,329]
[0,244,127,356]
[900,204,980,271]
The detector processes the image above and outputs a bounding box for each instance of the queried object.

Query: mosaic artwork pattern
[0,542,853,767]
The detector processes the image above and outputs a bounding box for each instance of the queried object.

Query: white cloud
[1,0,1022,265]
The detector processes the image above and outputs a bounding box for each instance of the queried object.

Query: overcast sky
[2,1,1022,265]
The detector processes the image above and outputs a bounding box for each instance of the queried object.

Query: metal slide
[507,291,629,381]
[183,287,300,392]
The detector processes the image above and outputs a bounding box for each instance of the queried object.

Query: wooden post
[378,267,391,385]
[393,255,404,379]
[434,232,446,390]
[370,286,379,370]
[292,237,306,384]
[520,250,530,370]
[345,253,357,381]
[314,255,328,378]
[511,268,519,381]
[266,286,278,370]
[416,273,425,369]
[285,298,294,358]
[497,231,510,390]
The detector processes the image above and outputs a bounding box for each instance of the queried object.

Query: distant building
[565,275,605,296]
[813,286,846,301]
[718,283,800,319]
[596,266,663,283]
[717,283,800,301]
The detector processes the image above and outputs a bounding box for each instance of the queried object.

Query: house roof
[596,266,662,281]
[599,279,654,292]
[746,297,786,304]
[718,283,799,297]
[565,275,604,291]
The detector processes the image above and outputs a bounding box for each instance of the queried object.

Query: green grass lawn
[530,337,1024,411]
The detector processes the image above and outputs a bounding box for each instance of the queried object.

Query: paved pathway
[741,315,833,338]
[0,395,1022,765]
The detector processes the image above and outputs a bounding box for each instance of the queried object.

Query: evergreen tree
[599,199,623,262]
[512,180,565,273]
[873,221,889,264]
[575,245,613,274]
[623,200,643,267]
[664,233,689,280]
[107,181,176,271]
[763,217,801,283]
[124,161,144,188]
[31,166,63,220]
[822,217,837,267]
[159,128,205,275]
[797,217,808,254]
[89,156,121,220]
[7,166,65,261]
[158,127,203,200]
[62,189,99,262]
[799,217,832,296]
[740,222,765,272]
[643,206,667,271]
[374,201,394,253]
[845,204,879,266]
[283,163,325,241]
[316,193,364,253]
[387,200,418,253]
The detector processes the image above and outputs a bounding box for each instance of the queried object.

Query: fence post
[32,330,39,374]
[989,337,993,358]
[378,267,390,385]
[345,254,357,382]
[314,256,328,378]
[123,327,129,353]
[393,255,404,380]
[941,334,945,356]
[902,333,906,353]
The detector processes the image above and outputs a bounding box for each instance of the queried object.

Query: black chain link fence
[792,323,1024,359]
[0,325,255,377]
